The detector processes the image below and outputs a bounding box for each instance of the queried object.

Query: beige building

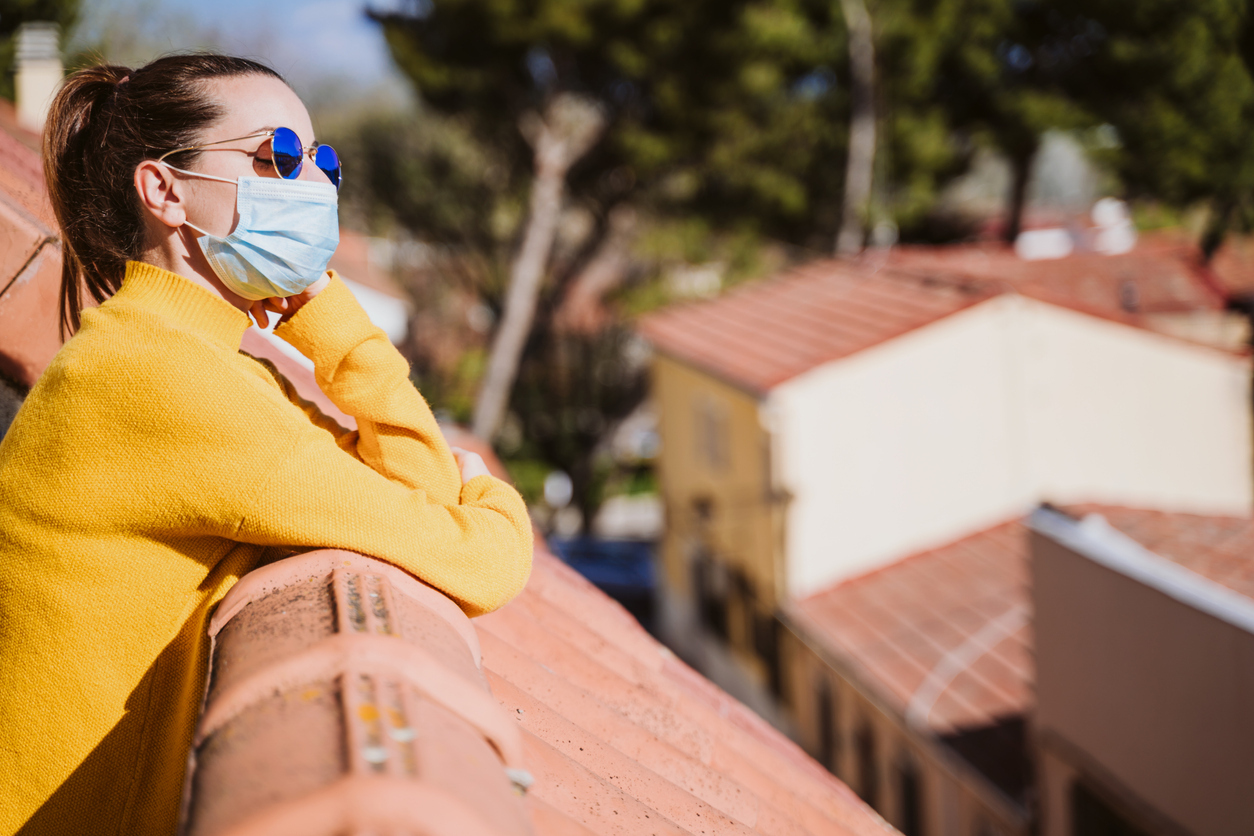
[638,251,1253,835]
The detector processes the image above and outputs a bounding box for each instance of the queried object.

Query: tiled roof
[483,546,891,835]
[637,260,996,394]
[1210,235,1254,298]
[788,519,1033,739]
[787,503,1254,800]
[0,103,61,389]
[1079,505,1254,602]
[638,240,1233,395]
[191,534,892,835]
[887,237,1229,315]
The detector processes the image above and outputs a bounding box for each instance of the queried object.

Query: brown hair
[44,54,285,337]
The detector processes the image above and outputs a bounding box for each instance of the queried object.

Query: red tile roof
[789,519,1032,738]
[1210,235,1254,298]
[1078,505,1254,602]
[788,503,1254,740]
[0,99,61,389]
[637,260,997,394]
[638,240,1234,395]
[483,548,892,835]
[192,537,892,835]
[885,236,1227,317]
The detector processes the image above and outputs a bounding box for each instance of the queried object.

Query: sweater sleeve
[235,273,533,615]
[235,430,533,617]
[272,273,463,505]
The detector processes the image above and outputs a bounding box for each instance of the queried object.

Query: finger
[249,301,269,329]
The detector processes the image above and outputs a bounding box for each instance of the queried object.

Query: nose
[297,145,325,185]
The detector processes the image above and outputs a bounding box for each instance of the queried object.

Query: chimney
[15,22,63,134]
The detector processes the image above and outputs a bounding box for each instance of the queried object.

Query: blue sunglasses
[158,126,342,190]
[267,126,342,190]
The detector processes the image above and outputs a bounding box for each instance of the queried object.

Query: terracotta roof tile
[885,237,1227,315]
[0,103,61,388]
[789,501,1254,754]
[639,241,1236,394]
[789,518,1035,737]
[1068,504,1254,601]
[638,260,995,394]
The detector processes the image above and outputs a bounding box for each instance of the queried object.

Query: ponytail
[43,54,284,338]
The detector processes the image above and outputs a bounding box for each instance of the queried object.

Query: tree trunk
[553,205,638,335]
[1004,145,1036,244]
[1201,195,1237,263]
[836,0,876,257]
[472,95,606,441]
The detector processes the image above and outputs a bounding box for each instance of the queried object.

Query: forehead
[202,74,315,142]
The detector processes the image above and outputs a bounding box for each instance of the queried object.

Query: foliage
[876,0,1094,236]
[1043,0,1254,253]
[371,0,854,248]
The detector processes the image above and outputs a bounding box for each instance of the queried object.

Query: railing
[180,549,534,836]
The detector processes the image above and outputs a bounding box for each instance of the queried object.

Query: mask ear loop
[158,161,237,238]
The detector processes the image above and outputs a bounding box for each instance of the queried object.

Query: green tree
[1047,0,1254,257]
[367,0,860,529]
[876,0,1092,241]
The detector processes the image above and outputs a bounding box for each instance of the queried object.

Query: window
[692,550,729,640]
[816,678,839,773]
[754,611,783,696]
[897,753,923,836]
[856,721,879,809]
[694,394,729,472]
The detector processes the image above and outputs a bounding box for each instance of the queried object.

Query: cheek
[190,183,241,236]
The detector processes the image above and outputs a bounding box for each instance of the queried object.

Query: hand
[450,446,492,484]
[248,272,333,329]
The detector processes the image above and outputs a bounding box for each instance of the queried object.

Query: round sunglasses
[158,126,342,190]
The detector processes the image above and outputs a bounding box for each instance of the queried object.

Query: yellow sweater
[0,262,533,835]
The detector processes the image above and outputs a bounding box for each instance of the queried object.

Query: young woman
[0,54,533,834]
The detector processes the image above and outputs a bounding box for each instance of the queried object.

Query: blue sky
[74,0,411,104]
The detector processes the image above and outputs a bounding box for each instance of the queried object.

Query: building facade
[640,254,1254,836]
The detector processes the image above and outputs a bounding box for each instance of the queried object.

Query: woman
[0,55,533,834]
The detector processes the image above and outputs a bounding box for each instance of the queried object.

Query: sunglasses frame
[156,126,342,189]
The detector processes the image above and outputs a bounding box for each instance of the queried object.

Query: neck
[141,228,253,314]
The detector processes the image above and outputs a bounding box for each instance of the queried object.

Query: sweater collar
[116,261,251,350]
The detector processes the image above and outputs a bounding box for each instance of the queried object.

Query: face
[178,74,328,238]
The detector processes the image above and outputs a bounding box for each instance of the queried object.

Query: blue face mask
[166,167,340,301]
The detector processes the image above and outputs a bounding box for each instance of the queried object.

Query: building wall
[1016,301,1251,516]
[769,295,1252,597]
[782,624,1029,836]
[653,354,779,598]
[1033,524,1254,836]
[652,353,786,697]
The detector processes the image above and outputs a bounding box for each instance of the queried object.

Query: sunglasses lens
[271,127,303,179]
[315,144,341,190]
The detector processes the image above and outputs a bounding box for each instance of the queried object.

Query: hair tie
[117,75,130,86]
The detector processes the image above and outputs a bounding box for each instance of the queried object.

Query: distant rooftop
[639,239,1236,396]
[787,503,1254,805]
[638,259,996,394]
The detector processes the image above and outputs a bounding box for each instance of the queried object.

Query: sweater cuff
[460,474,505,504]
[273,272,381,368]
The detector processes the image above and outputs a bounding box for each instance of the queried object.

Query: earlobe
[134,160,186,229]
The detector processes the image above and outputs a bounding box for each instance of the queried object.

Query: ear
[134,160,187,229]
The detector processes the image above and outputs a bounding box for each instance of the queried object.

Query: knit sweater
[0,261,533,835]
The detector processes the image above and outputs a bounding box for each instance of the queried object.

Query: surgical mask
[166,166,340,301]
